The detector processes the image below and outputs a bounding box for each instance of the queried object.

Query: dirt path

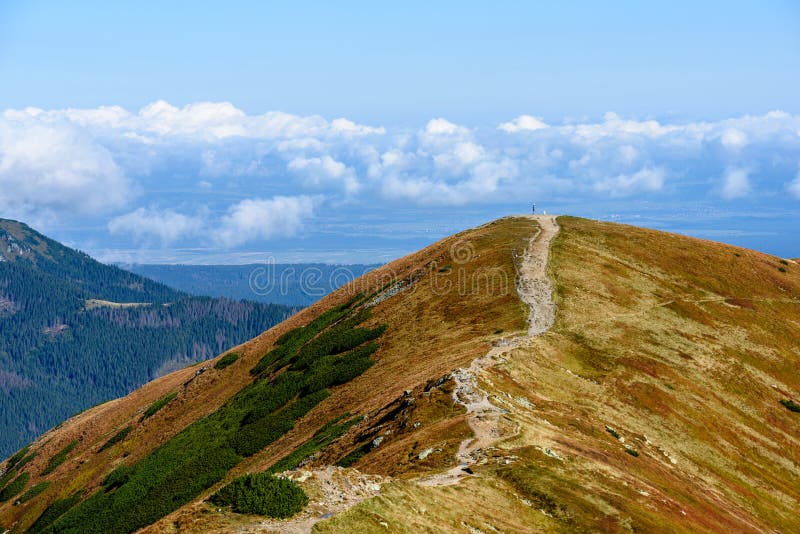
[418,215,560,486]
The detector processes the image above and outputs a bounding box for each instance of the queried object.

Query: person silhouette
[531,202,536,214]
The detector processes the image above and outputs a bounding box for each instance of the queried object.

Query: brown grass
[4,215,798,533]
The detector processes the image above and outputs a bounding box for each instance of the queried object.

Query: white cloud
[424,118,467,136]
[107,196,315,248]
[108,207,203,245]
[594,167,666,196]
[721,168,751,199]
[330,118,385,136]
[720,128,748,149]
[214,196,315,247]
[288,156,360,194]
[3,102,800,234]
[0,119,132,218]
[498,115,549,133]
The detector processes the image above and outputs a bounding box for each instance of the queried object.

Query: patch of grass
[17,481,50,503]
[214,352,240,370]
[268,415,362,473]
[209,472,308,518]
[337,445,370,468]
[605,426,620,440]
[99,426,133,452]
[41,440,78,475]
[496,466,569,520]
[625,448,640,457]
[0,472,29,502]
[780,399,800,413]
[778,266,787,273]
[779,259,789,265]
[493,329,504,334]
[27,491,83,533]
[0,451,36,491]
[6,445,30,470]
[142,392,177,419]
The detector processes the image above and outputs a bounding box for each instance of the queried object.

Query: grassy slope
[4,215,797,532]
[318,216,800,533]
[0,217,534,533]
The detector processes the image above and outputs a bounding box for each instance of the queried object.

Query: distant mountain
[0,219,297,457]
[125,263,378,307]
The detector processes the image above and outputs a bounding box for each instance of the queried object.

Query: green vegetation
[779,266,787,273]
[268,415,361,473]
[209,472,308,518]
[6,445,31,470]
[45,304,386,533]
[0,472,29,502]
[780,399,800,413]
[17,481,51,503]
[41,440,78,475]
[0,451,36,491]
[780,259,789,265]
[98,426,133,452]
[27,491,83,533]
[0,218,297,457]
[337,446,369,468]
[142,393,177,419]
[625,448,640,457]
[214,352,240,370]
[605,426,620,440]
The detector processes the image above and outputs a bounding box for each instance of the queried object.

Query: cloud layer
[2,101,799,249]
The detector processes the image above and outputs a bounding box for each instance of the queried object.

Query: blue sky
[1,1,799,262]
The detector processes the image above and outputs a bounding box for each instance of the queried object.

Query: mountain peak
[2,216,799,533]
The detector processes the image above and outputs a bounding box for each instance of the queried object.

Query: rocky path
[418,215,560,486]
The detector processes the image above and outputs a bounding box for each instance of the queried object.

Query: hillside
[125,264,378,307]
[1,216,798,533]
[0,219,296,457]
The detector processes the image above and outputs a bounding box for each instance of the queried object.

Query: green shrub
[268,415,361,473]
[0,451,36,492]
[143,392,177,419]
[337,446,368,468]
[99,426,133,452]
[27,491,83,533]
[625,448,639,457]
[780,259,789,265]
[209,473,308,518]
[780,399,800,413]
[214,352,240,370]
[102,465,133,492]
[232,390,329,456]
[778,266,787,273]
[605,426,620,440]
[0,472,29,502]
[41,440,78,475]
[17,481,50,503]
[6,446,30,470]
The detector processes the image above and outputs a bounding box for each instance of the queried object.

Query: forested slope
[0,219,296,456]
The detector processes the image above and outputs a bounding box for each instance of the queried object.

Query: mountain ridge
[2,215,799,533]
